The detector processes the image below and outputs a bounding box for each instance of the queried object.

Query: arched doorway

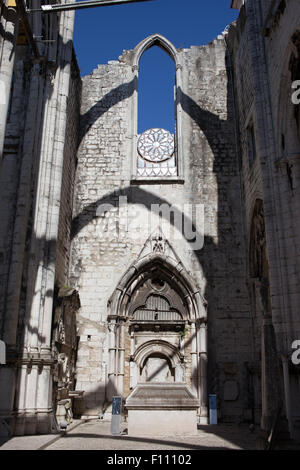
[106,247,208,423]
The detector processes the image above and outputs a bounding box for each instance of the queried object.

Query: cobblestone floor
[0,420,259,450]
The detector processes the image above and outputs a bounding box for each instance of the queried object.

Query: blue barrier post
[111,396,122,435]
[209,394,217,425]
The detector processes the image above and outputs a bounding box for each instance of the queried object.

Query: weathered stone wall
[263,0,300,350]
[227,0,300,435]
[0,58,29,336]
[227,4,264,386]
[70,34,253,422]
[55,52,81,287]
[0,5,79,435]
[181,38,253,421]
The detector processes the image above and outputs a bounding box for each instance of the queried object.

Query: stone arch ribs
[133,340,183,371]
[107,252,206,323]
[129,34,184,181]
[108,224,206,321]
[132,34,181,71]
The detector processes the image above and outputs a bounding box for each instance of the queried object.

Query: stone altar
[125,383,198,436]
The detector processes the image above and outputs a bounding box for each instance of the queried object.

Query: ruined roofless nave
[0,0,300,447]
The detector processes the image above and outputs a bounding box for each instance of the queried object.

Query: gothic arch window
[130,35,184,183]
[138,47,175,134]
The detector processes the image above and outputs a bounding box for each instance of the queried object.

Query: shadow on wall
[0,25,80,436]
[0,39,258,437]
[69,45,255,426]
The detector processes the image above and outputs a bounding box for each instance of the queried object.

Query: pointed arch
[129,34,184,183]
[107,252,206,322]
[132,34,181,70]
[133,339,183,370]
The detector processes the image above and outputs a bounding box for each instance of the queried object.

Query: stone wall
[0,4,79,435]
[70,34,253,422]
[56,51,81,287]
[227,0,300,436]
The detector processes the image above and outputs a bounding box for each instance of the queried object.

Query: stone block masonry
[70,33,252,423]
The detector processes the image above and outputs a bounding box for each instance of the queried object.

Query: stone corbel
[38,360,44,375]
[26,359,33,375]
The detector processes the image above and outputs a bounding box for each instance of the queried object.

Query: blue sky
[73,0,238,132]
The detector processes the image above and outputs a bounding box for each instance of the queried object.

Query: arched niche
[277,30,300,158]
[131,340,185,386]
[133,339,183,370]
[129,34,184,182]
[141,353,174,383]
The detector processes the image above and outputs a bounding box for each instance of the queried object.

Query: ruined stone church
[0,0,300,446]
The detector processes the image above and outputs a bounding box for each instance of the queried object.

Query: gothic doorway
[106,240,208,423]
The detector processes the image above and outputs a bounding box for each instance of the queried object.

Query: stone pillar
[107,319,117,401]
[3,62,42,347]
[281,355,293,438]
[129,327,138,389]
[11,9,76,435]
[0,365,15,435]
[260,315,281,433]
[197,319,208,424]
[130,361,138,390]
[190,322,198,398]
[0,62,43,437]
[117,318,125,395]
[0,2,19,164]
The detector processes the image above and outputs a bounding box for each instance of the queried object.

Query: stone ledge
[130,177,185,185]
[125,383,198,410]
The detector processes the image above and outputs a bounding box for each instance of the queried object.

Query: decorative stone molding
[132,34,181,70]
[129,34,184,182]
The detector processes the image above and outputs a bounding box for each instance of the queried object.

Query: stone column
[107,319,117,401]
[0,2,19,164]
[190,322,198,398]
[130,329,135,356]
[129,328,138,389]
[260,315,281,433]
[281,355,293,438]
[12,9,76,435]
[0,62,43,437]
[117,318,125,395]
[197,319,208,424]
